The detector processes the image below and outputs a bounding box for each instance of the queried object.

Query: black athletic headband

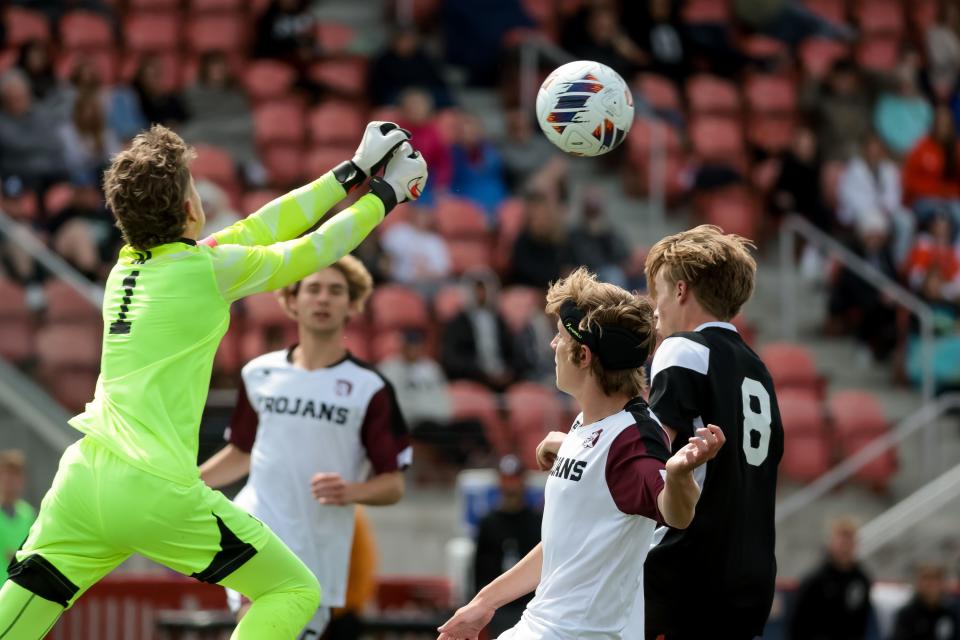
[559,299,650,370]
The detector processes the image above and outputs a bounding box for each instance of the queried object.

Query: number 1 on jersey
[741,377,771,466]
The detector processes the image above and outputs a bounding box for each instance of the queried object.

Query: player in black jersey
[641,224,783,639]
[536,225,783,639]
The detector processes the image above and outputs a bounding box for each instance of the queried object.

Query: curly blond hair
[545,267,655,397]
[645,225,757,321]
[103,125,196,250]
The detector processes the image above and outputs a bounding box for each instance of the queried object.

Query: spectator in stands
[380,205,451,297]
[0,179,44,299]
[0,450,36,580]
[827,212,900,362]
[132,56,187,127]
[396,88,453,201]
[838,132,914,263]
[254,0,317,63]
[891,562,960,640]
[926,1,960,101]
[622,0,689,82]
[733,0,854,48]
[874,55,934,157]
[48,185,112,280]
[443,0,535,86]
[513,308,556,386]
[770,126,830,230]
[565,5,647,81]
[367,27,453,109]
[195,180,240,237]
[441,268,518,392]
[904,213,960,303]
[0,69,66,193]
[68,57,145,142]
[59,89,121,187]
[804,58,874,161]
[568,187,630,287]
[179,52,260,180]
[788,517,873,640]
[473,455,541,637]
[509,191,573,289]
[451,114,508,221]
[499,109,567,198]
[903,105,960,226]
[15,40,59,106]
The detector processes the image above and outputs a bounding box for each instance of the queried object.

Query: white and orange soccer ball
[535,60,634,157]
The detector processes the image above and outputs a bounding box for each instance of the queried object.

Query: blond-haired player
[201,256,410,638]
[437,268,725,640]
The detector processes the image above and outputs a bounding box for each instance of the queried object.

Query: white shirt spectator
[381,220,451,284]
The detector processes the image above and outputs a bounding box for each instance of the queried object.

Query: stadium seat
[240,190,281,216]
[372,330,404,362]
[369,285,429,332]
[191,0,245,11]
[856,36,900,72]
[681,0,730,23]
[746,114,796,154]
[855,0,904,35]
[4,7,50,46]
[42,369,100,412]
[61,11,114,51]
[56,51,119,86]
[43,279,101,325]
[690,116,744,162]
[36,324,101,368]
[191,145,238,193]
[803,0,846,24]
[315,21,356,54]
[214,323,243,376]
[738,34,786,59]
[433,285,466,323]
[123,13,180,53]
[828,390,888,437]
[496,198,526,241]
[129,0,181,8]
[121,53,181,92]
[635,73,681,112]
[745,75,797,114]
[308,101,364,145]
[0,50,16,74]
[778,390,827,436]
[243,60,297,103]
[781,431,832,482]
[730,314,757,346]
[305,145,355,178]
[309,58,368,97]
[376,576,452,612]
[498,286,544,334]
[759,342,823,397]
[435,196,489,238]
[255,101,306,147]
[685,74,741,116]
[449,381,511,455]
[244,291,292,330]
[910,0,938,31]
[447,239,492,276]
[186,14,247,54]
[44,183,75,216]
[799,39,850,79]
[626,118,683,168]
[702,193,759,240]
[0,279,33,364]
[506,383,567,468]
[343,322,371,362]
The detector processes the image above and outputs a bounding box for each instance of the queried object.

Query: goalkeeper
[0,123,427,639]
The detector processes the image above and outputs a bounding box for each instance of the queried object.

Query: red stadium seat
[506,383,566,468]
[433,285,466,323]
[681,0,729,23]
[129,0,180,8]
[447,239,492,275]
[186,14,247,54]
[746,114,796,154]
[305,145,355,178]
[43,369,100,412]
[309,58,368,97]
[376,576,452,611]
[191,0,245,11]
[36,324,101,368]
[124,12,180,53]
[759,342,823,396]
[4,7,50,46]
[686,74,740,116]
[828,390,888,437]
[61,11,114,51]
[372,330,404,362]
[910,0,938,31]
[56,51,119,86]
[799,38,850,79]
[43,183,75,216]
[635,73,681,111]
[745,75,797,114]
[739,34,787,59]
[856,36,900,72]
[308,101,364,145]
[43,279,101,325]
[498,286,544,334]
[804,0,846,24]
[730,314,757,346]
[243,60,297,103]
[449,381,510,455]
[0,50,16,74]
[214,322,243,376]
[244,291,291,329]
[702,194,759,240]
[781,431,832,482]
[690,116,744,162]
[778,390,827,435]
[0,279,33,364]
[343,322,371,361]
[241,190,282,216]
[0,278,30,320]
[626,118,683,168]
[369,285,429,332]
[121,53,181,92]
[496,198,526,241]
[315,21,356,53]
[435,196,489,238]
[855,0,903,35]
[255,100,306,147]
[262,145,306,188]
[191,144,238,192]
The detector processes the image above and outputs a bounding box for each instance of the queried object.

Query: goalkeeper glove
[369,142,428,212]
[333,121,411,192]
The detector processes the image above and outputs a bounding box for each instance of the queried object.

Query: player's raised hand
[437,599,495,640]
[351,121,412,177]
[665,424,725,475]
[535,431,567,471]
[382,142,428,203]
[311,472,350,505]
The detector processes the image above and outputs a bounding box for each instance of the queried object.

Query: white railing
[776,393,960,522]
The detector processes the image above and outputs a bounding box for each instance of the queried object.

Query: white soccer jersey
[501,402,670,640]
[227,348,411,607]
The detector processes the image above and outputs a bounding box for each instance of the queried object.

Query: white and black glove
[369,142,428,212]
[333,121,411,192]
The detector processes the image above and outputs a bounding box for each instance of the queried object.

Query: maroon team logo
[335,379,353,396]
[582,428,603,448]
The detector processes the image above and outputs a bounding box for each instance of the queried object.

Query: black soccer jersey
[643,322,784,637]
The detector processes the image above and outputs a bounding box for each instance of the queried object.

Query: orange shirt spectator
[902,106,960,205]
[903,214,960,298]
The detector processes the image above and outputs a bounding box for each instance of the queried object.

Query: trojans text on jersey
[258,395,350,425]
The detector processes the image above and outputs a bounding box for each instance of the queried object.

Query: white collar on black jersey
[694,321,738,333]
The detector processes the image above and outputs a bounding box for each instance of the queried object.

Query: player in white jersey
[437,268,725,640]
[201,256,411,638]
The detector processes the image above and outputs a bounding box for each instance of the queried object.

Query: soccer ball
[536,60,634,157]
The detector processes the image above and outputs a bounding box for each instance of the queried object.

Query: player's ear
[675,280,689,303]
[275,289,298,321]
[579,345,593,369]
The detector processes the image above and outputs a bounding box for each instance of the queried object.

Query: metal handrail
[0,209,104,307]
[858,458,960,558]
[776,393,960,523]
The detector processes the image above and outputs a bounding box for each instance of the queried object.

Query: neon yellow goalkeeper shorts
[9,437,270,608]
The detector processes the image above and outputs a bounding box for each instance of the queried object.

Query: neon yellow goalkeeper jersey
[69,173,385,485]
